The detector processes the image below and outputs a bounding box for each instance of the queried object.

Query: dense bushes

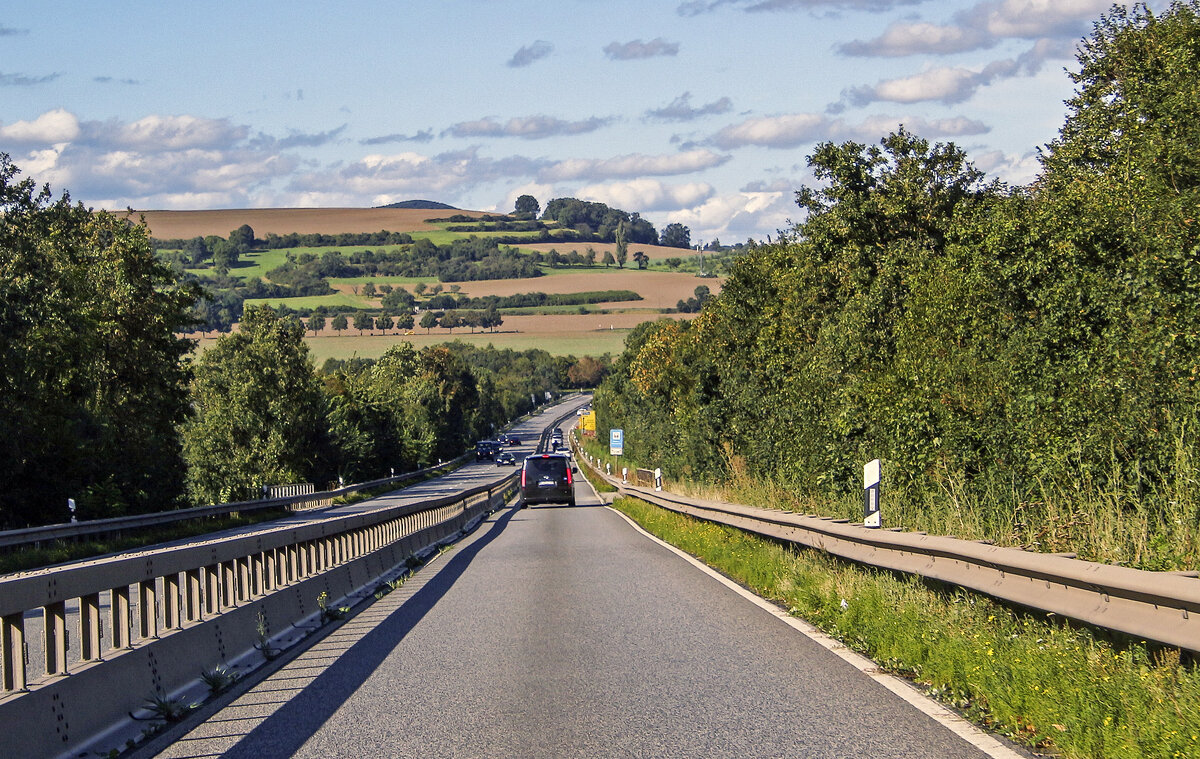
[594,2,1200,566]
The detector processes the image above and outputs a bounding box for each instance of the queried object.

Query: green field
[243,293,377,310]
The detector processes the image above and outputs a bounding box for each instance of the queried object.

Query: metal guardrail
[0,456,472,551]
[0,468,519,756]
[576,450,1200,654]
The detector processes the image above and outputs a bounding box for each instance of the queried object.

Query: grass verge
[610,495,1200,759]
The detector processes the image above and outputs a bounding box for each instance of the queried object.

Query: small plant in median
[317,590,350,622]
[131,692,199,725]
[254,610,280,660]
[200,663,240,695]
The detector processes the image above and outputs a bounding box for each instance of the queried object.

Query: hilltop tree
[515,194,540,218]
[660,222,691,249]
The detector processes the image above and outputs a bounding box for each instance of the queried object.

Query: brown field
[193,312,697,360]
[331,271,722,310]
[123,207,487,239]
[521,241,695,261]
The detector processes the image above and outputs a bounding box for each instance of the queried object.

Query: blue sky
[0,1,1162,243]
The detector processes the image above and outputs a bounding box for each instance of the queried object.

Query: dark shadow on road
[215,506,520,758]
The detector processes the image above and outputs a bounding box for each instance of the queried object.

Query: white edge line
[603,503,1029,759]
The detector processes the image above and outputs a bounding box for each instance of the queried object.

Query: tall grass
[577,430,1200,571]
[611,495,1200,759]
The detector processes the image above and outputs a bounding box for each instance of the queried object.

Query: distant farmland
[151,207,722,358]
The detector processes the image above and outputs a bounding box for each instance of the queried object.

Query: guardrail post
[185,568,202,622]
[264,550,277,593]
[44,601,67,675]
[237,558,251,602]
[80,593,101,661]
[203,565,219,615]
[220,561,236,609]
[163,573,180,630]
[111,585,131,650]
[139,580,158,639]
[2,613,26,691]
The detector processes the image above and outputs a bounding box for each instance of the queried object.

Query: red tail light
[521,468,526,487]
[566,466,573,485]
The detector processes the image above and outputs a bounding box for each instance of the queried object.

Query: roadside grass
[610,495,1200,759]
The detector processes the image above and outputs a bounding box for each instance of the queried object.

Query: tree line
[594,2,1200,559]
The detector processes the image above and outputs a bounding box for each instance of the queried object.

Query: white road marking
[602,503,1029,759]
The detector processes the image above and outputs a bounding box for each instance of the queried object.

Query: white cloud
[710,113,831,149]
[541,149,729,182]
[576,178,715,212]
[664,190,795,243]
[444,115,612,140]
[972,148,1042,185]
[840,0,1109,58]
[508,40,554,67]
[645,92,734,122]
[709,111,988,150]
[98,114,249,151]
[0,108,81,144]
[603,38,680,60]
[289,147,544,200]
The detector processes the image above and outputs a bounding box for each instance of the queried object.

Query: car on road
[475,440,504,461]
[500,434,521,446]
[520,453,576,507]
[495,451,515,466]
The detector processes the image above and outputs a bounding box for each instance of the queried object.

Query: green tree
[515,194,540,218]
[331,313,348,335]
[0,156,201,526]
[228,224,255,253]
[420,310,439,333]
[615,221,629,269]
[353,312,374,335]
[396,312,415,332]
[660,222,691,249]
[362,282,377,298]
[602,251,615,267]
[376,312,395,334]
[307,313,326,335]
[182,306,325,504]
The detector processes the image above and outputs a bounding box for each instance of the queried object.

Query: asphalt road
[151,473,995,758]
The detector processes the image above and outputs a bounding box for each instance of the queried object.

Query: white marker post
[654,468,662,491]
[863,459,882,528]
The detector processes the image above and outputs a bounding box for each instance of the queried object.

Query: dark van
[520,453,576,507]
[475,440,504,461]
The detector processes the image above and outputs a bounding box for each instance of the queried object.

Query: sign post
[863,459,882,528]
[609,428,624,456]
